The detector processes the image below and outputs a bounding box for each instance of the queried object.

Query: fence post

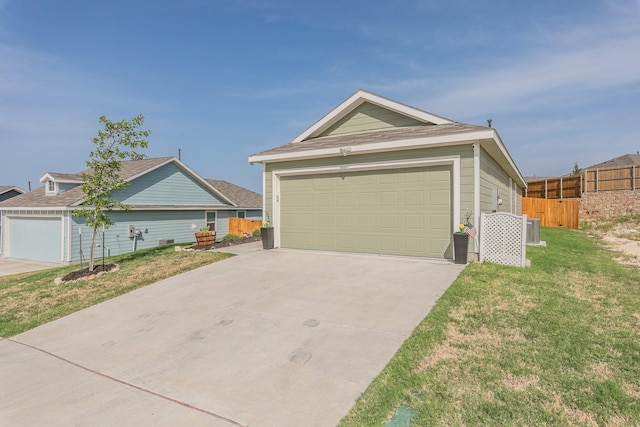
[633,165,636,191]
[545,179,548,199]
[595,169,599,192]
[560,177,563,199]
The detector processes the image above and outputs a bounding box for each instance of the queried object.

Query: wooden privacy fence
[584,165,639,192]
[522,197,579,229]
[526,165,639,199]
[525,175,582,199]
[228,218,262,236]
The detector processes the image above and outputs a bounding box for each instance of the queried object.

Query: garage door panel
[429,189,450,206]
[9,217,62,263]
[280,166,452,258]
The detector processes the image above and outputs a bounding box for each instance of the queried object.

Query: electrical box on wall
[128,225,135,238]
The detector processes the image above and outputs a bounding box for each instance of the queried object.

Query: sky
[1,0,639,193]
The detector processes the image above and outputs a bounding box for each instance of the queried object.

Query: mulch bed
[60,263,119,283]
[188,235,262,250]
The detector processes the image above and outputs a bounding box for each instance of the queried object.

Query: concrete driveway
[0,258,59,277]
[0,243,464,426]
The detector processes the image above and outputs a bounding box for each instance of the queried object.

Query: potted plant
[453,223,468,264]
[195,225,215,246]
[260,221,274,250]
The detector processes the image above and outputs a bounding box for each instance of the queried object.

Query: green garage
[249,90,527,260]
[280,166,452,258]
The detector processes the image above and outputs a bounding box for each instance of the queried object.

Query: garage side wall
[263,144,475,245]
[480,148,522,215]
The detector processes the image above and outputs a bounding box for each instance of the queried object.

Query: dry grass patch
[0,245,232,337]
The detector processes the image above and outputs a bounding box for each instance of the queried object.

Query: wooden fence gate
[522,198,579,229]
[228,218,262,236]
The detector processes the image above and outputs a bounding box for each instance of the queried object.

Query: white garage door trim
[6,215,64,263]
[272,156,461,249]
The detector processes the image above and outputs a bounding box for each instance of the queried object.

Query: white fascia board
[486,131,527,188]
[291,90,453,143]
[39,173,54,183]
[0,206,72,211]
[250,130,494,164]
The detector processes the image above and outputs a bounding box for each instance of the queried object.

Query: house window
[46,181,57,195]
[206,211,216,231]
[237,211,246,219]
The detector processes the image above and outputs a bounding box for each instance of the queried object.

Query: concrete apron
[0,244,464,427]
[0,258,59,277]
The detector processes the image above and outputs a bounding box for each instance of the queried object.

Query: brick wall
[580,190,640,219]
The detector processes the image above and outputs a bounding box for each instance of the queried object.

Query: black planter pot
[453,232,469,264]
[261,227,274,250]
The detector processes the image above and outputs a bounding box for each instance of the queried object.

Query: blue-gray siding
[71,210,208,261]
[114,163,226,206]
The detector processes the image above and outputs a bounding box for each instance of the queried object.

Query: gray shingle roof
[585,154,640,170]
[206,179,262,209]
[0,157,175,209]
[45,173,83,182]
[249,123,489,158]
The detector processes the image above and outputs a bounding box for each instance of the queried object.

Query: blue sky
[1,0,639,193]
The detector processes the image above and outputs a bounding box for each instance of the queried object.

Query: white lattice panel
[479,213,527,267]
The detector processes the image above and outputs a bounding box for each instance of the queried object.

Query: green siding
[480,148,520,214]
[320,102,429,137]
[113,162,225,206]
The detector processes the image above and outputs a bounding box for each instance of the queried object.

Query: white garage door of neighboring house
[8,216,63,263]
[280,165,453,258]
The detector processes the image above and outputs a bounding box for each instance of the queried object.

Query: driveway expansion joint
[6,338,250,427]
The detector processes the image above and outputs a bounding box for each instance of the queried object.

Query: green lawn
[340,227,640,426]
[0,245,232,337]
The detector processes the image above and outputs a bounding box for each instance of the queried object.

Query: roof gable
[111,161,229,207]
[0,157,235,209]
[319,101,431,137]
[292,89,454,143]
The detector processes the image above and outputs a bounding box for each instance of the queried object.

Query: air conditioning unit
[526,218,540,244]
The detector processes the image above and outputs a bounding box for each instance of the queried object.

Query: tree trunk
[89,226,98,271]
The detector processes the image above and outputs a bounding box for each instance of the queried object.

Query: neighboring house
[0,157,262,263]
[0,186,25,202]
[248,90,525,259]
[584,153,640,170]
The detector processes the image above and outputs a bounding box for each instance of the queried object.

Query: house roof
[248,90,526,188]
[291,89,454,143]
[0,186,25,196]
[250,122,490,159]
[0,157,231,209]
[205,179,262,209]
[39,172,83,183]
[585,153,640,170]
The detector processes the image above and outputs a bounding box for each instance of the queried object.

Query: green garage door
[9,217,62,263]
[280,165,452,258]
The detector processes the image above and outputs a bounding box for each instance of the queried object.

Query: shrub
[253,229,261,237]
[222,234,241,242]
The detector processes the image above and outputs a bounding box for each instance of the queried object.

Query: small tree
[73,115,150,271]
[570,162,583,176]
